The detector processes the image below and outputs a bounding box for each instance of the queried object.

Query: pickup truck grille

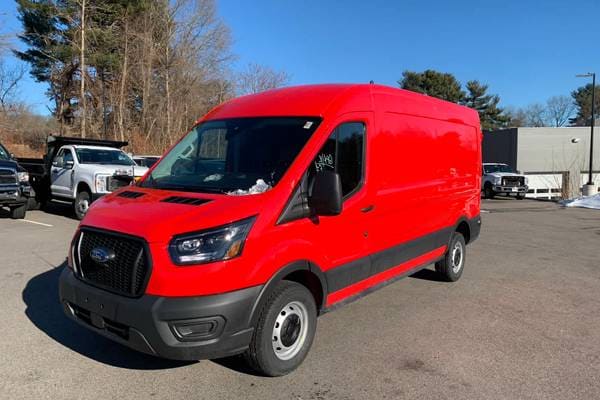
[75,229,150,297]
[0,168,17,185]
[107,176,132,192]
[502,176,524,186]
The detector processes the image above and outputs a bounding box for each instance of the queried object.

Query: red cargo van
[59,84,481,376]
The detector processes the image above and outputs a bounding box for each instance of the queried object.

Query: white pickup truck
[482,163,528,200]
[20,137,148,219]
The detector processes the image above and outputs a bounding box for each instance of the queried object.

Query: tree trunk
[79,0,87,138]
[118,16,129,142]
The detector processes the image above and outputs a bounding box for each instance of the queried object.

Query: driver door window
[309,122,365,198]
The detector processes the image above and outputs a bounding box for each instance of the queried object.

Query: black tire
[435,232,466,282]
[244,281,317,377]
[483,183,495,199]
[516,193,525,200]
[10,203,27,219]
[74,191,91,220]
[27,197,42,210]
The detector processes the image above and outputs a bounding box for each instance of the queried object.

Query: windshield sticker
[303,121,314,129]
[314,153,334,172]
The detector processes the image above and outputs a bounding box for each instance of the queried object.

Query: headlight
[95,174,110,192]
[169,217,256,265]
[524,177,529,185]
[493,176,502,184]
[17,171,29,183]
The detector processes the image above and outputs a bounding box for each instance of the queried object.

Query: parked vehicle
[59,84,482,376]
[0,141,34,219]
[132,155,160,169]
[19,136,148,219]
[482,163,528,199]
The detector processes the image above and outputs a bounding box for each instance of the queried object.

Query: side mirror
[10,153,16,160]
[65,160,74,169]
[309,170,343,216]
[53,157,63,168]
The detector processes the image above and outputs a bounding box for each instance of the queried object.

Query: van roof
[203,84,480,129]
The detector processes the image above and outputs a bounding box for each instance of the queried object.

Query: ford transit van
[59,84,482,376]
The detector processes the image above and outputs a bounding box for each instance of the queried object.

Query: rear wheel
[74,190,91,220]
[435,232,466,282]
[244,281,317,376]
[10,203,27,219]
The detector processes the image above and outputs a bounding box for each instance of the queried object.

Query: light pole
[576,72,596,193]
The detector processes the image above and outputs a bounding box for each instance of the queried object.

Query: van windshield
[141,117,321,194]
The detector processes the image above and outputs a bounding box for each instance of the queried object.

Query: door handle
[360,205,375,213]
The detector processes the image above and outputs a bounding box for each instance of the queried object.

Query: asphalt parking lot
[1,199,599,400]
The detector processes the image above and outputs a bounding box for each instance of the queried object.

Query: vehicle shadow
[22,262,193,370]
[38,201,78,220]
[409,268,447,282]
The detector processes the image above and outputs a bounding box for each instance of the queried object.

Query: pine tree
[461,80,509,130]
[569,83,600,126]
[399,69,465,103]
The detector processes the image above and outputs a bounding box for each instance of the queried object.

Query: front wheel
[483,184,495,199]
[244,281,317,376]
[435,232,466,282]
[10,203,27,219]
[516,193,525,200]
[74,191,91,220]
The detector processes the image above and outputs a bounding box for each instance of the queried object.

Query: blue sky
[2,0,599,114]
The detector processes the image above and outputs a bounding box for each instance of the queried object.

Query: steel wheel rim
[78,198,89,215]
[272,301,309,361]
[451,241,463,273]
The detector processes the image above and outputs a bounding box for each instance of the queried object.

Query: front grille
[108,176,133,192]
[75,229,150,297]
[502,176,524,186]
[0,168,16,185]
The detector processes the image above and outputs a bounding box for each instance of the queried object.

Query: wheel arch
[248,260,328,327]
[451,216,472,245]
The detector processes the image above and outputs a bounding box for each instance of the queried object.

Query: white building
[483,127,600,198]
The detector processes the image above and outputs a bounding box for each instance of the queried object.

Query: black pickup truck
[0,141,35,219]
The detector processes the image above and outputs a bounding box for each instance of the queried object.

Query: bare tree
[546,95,575,127]
[0,61,25,112]
[237,63,290,95]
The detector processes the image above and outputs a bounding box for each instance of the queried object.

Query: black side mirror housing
[309,170,343,216]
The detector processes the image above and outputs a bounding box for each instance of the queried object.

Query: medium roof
[202,84,480,128]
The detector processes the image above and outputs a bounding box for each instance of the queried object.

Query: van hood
[81,187,271,243]
[78,163,148,177]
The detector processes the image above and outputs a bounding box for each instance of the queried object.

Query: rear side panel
[324,92,481,307]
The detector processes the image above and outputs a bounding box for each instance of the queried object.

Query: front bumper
[0,185,32,206]
[493,185,528,194]
[59,268,262,360]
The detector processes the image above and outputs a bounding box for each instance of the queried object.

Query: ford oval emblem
[90,247,116,264]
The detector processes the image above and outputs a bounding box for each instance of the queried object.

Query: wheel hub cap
[451,242,463,273]
[272,301,309,361]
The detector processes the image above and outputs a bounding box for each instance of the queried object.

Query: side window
[54,149,65,167]
[310,122,365,197]
[63,149,74,164]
